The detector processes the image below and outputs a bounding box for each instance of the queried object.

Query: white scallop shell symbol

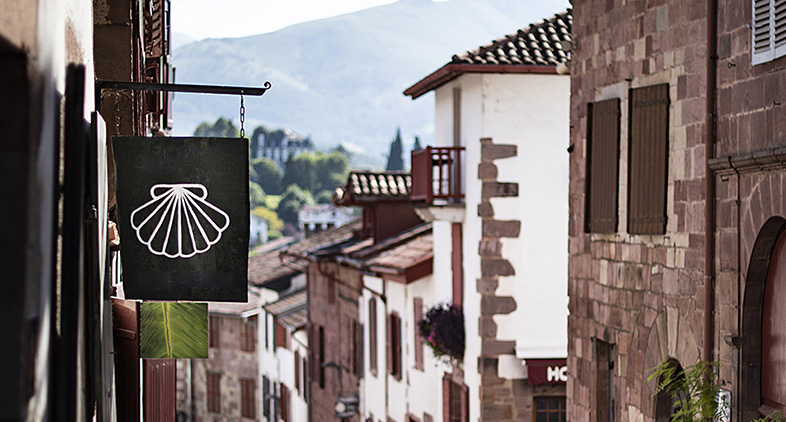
[130,184,230,259]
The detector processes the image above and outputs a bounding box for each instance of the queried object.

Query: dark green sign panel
[113,137,248,301]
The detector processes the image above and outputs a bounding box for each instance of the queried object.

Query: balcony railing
[411,146,465,204]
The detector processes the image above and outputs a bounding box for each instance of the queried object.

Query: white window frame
[752,0,786,65]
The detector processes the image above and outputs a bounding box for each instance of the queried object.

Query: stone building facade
[568,1,786,421]
[177,297,262,422]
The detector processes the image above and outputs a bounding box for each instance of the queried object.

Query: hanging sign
[113,137,249,301]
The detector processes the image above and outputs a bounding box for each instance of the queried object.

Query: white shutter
[753,0,786,64]
[774,0,786,55]
[753,0,773,64]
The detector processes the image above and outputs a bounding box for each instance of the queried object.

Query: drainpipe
[703,0,718,367]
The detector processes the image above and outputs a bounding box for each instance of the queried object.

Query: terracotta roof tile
[452,9,571,66]
[263,290,307,316]
[365,232,432,271]
[335,171,411,204]
[404,9,572,99]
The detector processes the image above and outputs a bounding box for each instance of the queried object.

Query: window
[241,317,256,352]
[413,297,424,371]
[369,298,378,376]
[280,384,291,422]
[443,375,468,422]
[275,319,288,349]
[452,224,463,307]
[207,372,221,413]
[241,378,257,419]
[318,325,325,388]
[595,340,615,422]
[295,350,301,392]
[263,376,271,419]
[628,84,669,235]
[209,316,221,348]
[353,319,363,377]
[753,0,786,64]
[534,397,567,422]
[387,312,402,380]
[585,98,620,233]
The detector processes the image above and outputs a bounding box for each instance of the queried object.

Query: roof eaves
[404,63,560,100]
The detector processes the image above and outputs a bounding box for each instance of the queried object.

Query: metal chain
[114,92,121,136]
[239,93,246,138]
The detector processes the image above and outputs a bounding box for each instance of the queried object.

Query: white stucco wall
[405,274,450,422]
[361,276,387,422]
[432,71,570,422]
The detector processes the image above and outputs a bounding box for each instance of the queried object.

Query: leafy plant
[418,303,464,362]
[647,360,724,422]
[140,302,208,359]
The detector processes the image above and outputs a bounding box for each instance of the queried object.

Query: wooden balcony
[411,146,465,204]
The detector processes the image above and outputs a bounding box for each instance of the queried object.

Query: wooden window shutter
[585,98,621,233]
[275,319,287,349]
[393,314,402,380]
[443,375,451,422]
[295,350,301,392]
[628,84,669,235]
[413,297,424,371]
[386,314,393,375]
[263,376,270,418]
[460,384,469,422]
[281,384,290,422]
[143,359,176,422]
[209,315,220,348]
[318,325,325,389]
[369,298,378,375]
[307,323,314,382]
[451,223,463,307]
[353,320,363,377]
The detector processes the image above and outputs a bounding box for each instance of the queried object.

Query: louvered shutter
[413,297,424,371]
[585,98,621,233]
[394,314,402,380]
[369,298,378,375]
[753,0,786,64]
[386,314,393,374]
[628,84,669,235]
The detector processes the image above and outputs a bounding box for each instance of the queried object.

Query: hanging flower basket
[418,303,464,362]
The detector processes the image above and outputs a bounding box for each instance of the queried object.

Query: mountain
[171,0,570,160]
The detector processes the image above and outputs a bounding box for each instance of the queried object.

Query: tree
[281,153,317,193]
[413,135,423,151]
[276,185,314,227]
[315,151,349,193]
[193,117,239,138]
[250,157,283,195]
[385,127,404,171]
[315,190,335,204]
[249,181,266,209]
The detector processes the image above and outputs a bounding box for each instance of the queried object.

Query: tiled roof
[248,248,299,286]
[451,10,571,66]
[264,290,308,331]
[249,219,364,286]
[263,290,307,316]
[335,171,411,204]
[365,232,432,271]
[404,9,572,99]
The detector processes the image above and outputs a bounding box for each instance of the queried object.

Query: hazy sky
[171,0,451,40]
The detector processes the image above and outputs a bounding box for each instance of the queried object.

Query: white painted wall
[431,71,570,421]
[361,276,387,422]
[361,272,450,422]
